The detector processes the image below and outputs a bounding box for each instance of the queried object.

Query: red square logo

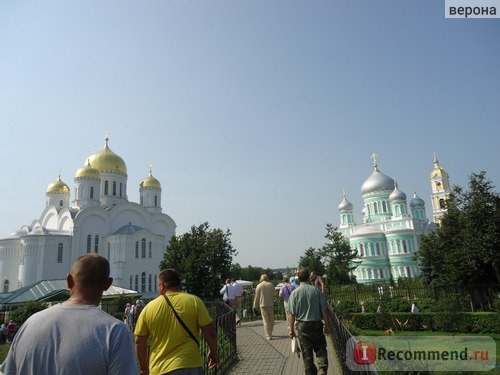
[353,342,376,364]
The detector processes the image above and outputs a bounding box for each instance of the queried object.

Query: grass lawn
[0,344,9,363]
[358,329,500,374]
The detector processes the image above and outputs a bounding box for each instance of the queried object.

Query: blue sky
[1,1,499,269]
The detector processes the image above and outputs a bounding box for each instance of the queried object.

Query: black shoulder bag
[163,294,199,347]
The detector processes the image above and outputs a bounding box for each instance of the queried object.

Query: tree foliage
[160,222,236,299]
[320,224,358,287]
[9,301,48,327]
[298,225,357,289]
[418,171,500,285]
[299,247,325,276]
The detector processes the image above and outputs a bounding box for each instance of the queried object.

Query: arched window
[57,243,63,263]
[129,276,133,290]
[141,272,146,292]
[90,186,94,199]
[3,280,9,293]
[402,240,408,253]
[359,244,364,257]
[439,198,446,209]
[148,274,152,292]
[135,241,139,258]
[141,239,146,258]
[104,181,109,195]
[405,266,411,277]
[379,268,384,279]
[382,201,387,212]
[119,183,123,197]
[135,275,139,291]
[376,243,380,256]
[112,181,116,196]
[154,274,158,291]
[373,202,378,214]
[148,242,152,258]
[154,195,158,207]
[94,235,99,253]
[87,235,92,253]
[59,200,63,207]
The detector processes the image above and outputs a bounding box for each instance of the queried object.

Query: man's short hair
[297,267,310,283]
[71,254,110,286]
[260,274,268,282]
[159,268,181,288]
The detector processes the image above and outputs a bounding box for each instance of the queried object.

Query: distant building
[0,136,176,294]
[338,154,450,283]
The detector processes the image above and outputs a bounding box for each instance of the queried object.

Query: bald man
[1,254,138,375]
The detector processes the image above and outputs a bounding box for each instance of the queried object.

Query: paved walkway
[226,320,342,375]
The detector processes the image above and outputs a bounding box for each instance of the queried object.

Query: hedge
[351,312,499,334]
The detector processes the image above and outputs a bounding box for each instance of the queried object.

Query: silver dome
[409,192,425,208]
[338,197,353,211]
[389,184,406,202]
[361,170,395,196]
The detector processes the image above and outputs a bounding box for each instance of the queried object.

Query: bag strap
[163,294,199,347]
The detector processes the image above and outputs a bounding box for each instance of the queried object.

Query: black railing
[202,301,238,375]
[327,303,377,375]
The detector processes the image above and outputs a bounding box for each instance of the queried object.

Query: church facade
[338,155,449,283]
[0,136,176,294]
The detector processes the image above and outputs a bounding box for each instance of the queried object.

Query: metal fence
[202,301,238,375]
[327,303,377,375]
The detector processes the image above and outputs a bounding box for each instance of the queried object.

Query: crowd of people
[0,254,333,375]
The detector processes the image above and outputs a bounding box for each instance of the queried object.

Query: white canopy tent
[235,279,253,288]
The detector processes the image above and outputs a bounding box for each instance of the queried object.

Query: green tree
[418,172,500,285]
[9,301,48,327]
[320,224,358,288]
[299,247,325,276]
[160,222,236,299]
[229,263,243,279]
[240,265,265,282]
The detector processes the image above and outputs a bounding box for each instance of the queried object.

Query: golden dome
[75,159,101,179]
[47,175,70,194]
[87,136,127,174]
[429,156,449,179]
[140,166,161,189]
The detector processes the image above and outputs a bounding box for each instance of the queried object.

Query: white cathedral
[338,154,450,284]
[0,136,176,294]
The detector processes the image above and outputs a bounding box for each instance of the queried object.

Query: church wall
[0,240,22,292]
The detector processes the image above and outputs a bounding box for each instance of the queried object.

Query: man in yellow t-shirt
[135,269,217,375]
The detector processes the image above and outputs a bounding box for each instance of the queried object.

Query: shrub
[385,298,411,313]
[8,301,49,327]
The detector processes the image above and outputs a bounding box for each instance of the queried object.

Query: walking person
[310,271,325,293]
[253,274,276,340]
[0,254,137,375]
[288,267,330,375]
[135,268,217,375]
[232,278,244,325]
[220,278,235,306]
[278,277,296,323]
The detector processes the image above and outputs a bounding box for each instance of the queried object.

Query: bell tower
[430,154,450,225]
